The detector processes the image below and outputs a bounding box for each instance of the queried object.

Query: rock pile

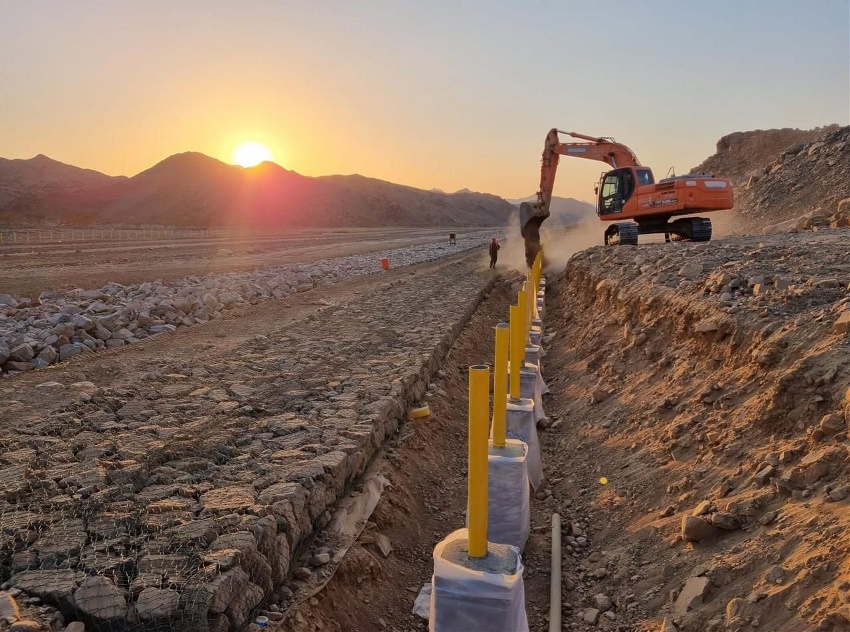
[691,125,839,184]
[0,235,495,375]
[735,125,850,230]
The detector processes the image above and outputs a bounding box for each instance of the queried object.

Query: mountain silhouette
[0,152,514,228]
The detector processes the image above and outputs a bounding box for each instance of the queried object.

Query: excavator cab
[597,168,635,216]
[596,167,655,216]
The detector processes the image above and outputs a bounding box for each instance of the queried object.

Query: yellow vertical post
[492,323,509,448]
[518,287,527,339]
[524,279,533,335]
[509,304,522,400]
[529,276,536,319]
[467,364,490,558]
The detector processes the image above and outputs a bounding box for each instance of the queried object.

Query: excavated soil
[290,229,850,632]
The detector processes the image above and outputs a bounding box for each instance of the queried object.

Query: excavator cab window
[599,168,639,215]
[622,169,635,201]
[637,168,654,186]
[598,173,622,215]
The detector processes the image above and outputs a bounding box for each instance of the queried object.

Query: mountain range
[0,153,516,228]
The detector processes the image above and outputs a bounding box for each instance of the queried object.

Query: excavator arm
[519,129,641,266]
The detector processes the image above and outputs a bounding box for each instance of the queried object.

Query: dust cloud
[707,208,747,238]
[497,208,602,275]
[539,222,602,274]
[499,208,743,276]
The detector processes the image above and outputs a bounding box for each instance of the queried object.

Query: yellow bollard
[524,279,533,335]
[492,323,509,448]
[509,304,523,400]
[468,364,490,558]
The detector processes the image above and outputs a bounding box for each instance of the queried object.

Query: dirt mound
[692,126,840,184]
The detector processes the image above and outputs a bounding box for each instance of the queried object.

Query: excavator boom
[520,128,733,265]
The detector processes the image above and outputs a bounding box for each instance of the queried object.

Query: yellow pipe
[518,286,528,339]
[467,364,490,558]
[524,279,533,335]
[529,276,537,321]
[509,304,522,400]
[492,323,509,448]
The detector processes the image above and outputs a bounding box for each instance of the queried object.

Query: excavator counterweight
[520,128,734,266]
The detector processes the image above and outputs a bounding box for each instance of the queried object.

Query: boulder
[73,576,128,622]
[135,587,179,621]
[681,516,720,542]
[675,576,710,614]
[9,343,35,362]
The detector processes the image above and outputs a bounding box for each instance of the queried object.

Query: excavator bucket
[520,201,548,268]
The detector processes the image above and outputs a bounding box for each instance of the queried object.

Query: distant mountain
[0,154,124,209]
[0,152,514,228]
[506,195,596,225]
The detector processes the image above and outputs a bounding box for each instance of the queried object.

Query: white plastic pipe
[549,512,561,632]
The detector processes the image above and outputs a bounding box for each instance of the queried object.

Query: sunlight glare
[232,141,274,168]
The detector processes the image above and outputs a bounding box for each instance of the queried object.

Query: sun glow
[232,141,274,168]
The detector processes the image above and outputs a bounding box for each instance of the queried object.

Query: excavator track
[604,222,639,246]
[669,217,712,242]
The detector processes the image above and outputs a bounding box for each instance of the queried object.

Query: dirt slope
[691,126,839,184]
[733,126,850,230]
[537,231,850,631]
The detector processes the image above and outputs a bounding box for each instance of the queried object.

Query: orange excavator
[519,129,734,266]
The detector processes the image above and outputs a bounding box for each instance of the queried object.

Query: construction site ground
[285,230,850,632]
[3,229,850,632]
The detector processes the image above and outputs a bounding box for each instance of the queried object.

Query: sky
[1,0,848,202]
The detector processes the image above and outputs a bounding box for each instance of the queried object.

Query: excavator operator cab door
[597,167,635,216]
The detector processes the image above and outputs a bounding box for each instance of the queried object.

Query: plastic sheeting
[507,365,545,422]
[487,439,530,550]
[429,529,528,632]
[521,365,546,422]
[506,398,542,489]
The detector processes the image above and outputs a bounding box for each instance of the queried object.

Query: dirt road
[0,227,499,297]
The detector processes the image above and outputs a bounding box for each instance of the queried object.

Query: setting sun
[232,141,274,168]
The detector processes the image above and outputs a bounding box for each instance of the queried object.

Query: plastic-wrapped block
[429,529,528,632]
[487,439,530,550]
[506,398,541,489]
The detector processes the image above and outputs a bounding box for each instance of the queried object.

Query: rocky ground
[733,126,850,231]
[0,230,497,375]
[281,228,850,632]
[3,224,850,632]
[0,244,501,631]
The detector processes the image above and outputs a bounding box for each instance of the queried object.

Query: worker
[488,237,500,269]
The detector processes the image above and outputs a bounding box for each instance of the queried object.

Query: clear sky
[1,0,848,202]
